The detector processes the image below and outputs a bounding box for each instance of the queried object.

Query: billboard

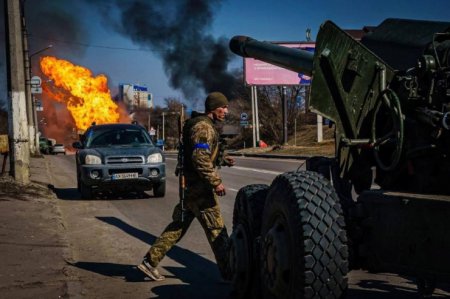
[244,43,315,86]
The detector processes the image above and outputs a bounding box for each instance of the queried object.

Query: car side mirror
[72,141,83,149]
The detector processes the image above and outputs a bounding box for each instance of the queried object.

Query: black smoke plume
[2,0,238,109]
[86,0,237,100]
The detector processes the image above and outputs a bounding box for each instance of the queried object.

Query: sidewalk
[0,156,71,298]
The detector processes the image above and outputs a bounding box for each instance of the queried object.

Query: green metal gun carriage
[228,18,450,298]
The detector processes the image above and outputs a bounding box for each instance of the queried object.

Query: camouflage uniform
[145,114,230,278]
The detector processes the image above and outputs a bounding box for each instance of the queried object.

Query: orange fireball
[40,56,123,131]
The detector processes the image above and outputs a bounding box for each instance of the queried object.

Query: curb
[30,155,54,188]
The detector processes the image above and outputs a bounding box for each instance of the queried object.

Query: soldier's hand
[214,183,226,196]
[224,156,235,167]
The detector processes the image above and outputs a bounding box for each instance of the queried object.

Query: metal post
[317,114,323,142]
[254,86,260,146]
[251,86,256,147]
[282,86,288,145]
[148,108,151,131]
[162,112,165,151]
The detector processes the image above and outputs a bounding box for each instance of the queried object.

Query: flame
[40,56,123,131]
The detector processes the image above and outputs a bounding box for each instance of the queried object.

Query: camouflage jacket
[183,114,222,187]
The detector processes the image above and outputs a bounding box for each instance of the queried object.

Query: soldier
[138,91,235,281]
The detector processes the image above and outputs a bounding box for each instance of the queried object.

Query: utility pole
[5,0,30,184]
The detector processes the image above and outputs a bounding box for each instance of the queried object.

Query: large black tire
[80,181,93,199]
[153,181,166,198]
[229,184,268,299]
[260,171,348,299]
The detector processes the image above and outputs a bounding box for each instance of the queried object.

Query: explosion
[40,56,125,131]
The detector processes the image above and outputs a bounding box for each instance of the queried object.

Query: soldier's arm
[191,122,222,187]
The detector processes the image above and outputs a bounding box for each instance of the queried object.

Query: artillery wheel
[229,184,268,299]
[260,171,348,299]
[372,88,404,171]
[417,276,436,298]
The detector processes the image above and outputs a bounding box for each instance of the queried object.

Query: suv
[73,123,166,199]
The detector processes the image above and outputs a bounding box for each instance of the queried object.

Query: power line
[29,35,150,52]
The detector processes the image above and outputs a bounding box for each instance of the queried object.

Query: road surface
[44,153,450,298]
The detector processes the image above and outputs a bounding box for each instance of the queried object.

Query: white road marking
[166,157,283,175]
[231,166,282,175]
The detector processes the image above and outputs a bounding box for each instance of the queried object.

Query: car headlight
[147,153,162,163]
[85,154,101,165]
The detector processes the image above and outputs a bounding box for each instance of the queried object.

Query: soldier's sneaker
[137,256,165,281]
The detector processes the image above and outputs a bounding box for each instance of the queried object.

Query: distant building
[119,84,153,110]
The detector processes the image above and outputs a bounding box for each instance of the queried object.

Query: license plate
[112,173,138,180]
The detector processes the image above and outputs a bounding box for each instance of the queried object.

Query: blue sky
[1,0,450,110]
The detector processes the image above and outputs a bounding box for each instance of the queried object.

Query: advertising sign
[244,43,315,86]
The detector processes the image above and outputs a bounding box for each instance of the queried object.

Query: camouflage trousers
[146,180,230,278]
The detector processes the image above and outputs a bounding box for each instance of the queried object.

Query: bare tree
[254,85,308,145]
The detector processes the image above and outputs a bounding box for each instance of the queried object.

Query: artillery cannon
[228,19,450,298]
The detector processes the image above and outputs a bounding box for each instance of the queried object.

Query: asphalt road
[45,153,450,298]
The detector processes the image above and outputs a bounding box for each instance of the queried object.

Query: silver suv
[73,123,166,199]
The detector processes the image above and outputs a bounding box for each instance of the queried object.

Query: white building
[120,84,153,109]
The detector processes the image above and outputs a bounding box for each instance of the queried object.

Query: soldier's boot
[137,256,165,281]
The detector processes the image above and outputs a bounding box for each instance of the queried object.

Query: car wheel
[153,182,166,197]
[80,181,93,199]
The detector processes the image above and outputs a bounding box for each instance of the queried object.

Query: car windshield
[85,127,153,148]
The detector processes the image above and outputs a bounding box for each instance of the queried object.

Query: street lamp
[29,44,53,60]
[25,44,53,155]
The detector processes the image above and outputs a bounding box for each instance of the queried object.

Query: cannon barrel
[229,35,314,76]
